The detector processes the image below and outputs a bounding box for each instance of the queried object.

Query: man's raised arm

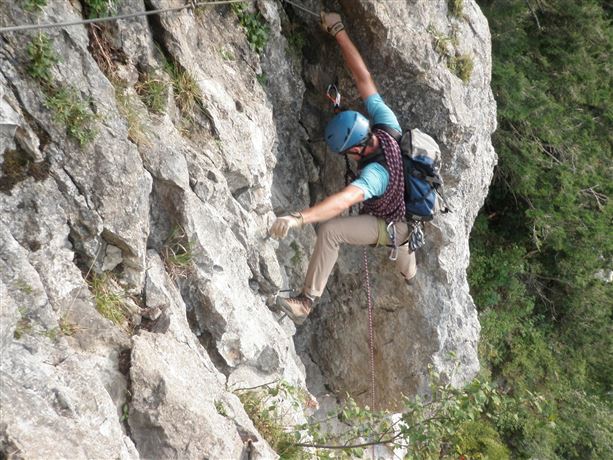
[321,12,377,101]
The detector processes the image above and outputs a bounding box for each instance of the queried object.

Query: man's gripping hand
[320,11,345,37]
[269,213,304,240]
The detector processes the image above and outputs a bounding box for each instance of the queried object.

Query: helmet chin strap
[357,132,374,157]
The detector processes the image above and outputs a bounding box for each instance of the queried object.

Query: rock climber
[269,12,416,324]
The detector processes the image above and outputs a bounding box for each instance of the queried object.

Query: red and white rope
[363,247,376,459]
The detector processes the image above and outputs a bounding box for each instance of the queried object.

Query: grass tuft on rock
[13,308,33,340]
[26,34,98,145]
[449,53,474,82]
[0,148,50,193]
[165,62,202,114]
[59,315,79,336]
[114,82,151,146]
[449,0,464,18]
[135,73,167,114]
[89,273,129,325]
[161,225,195,280]
[428,25,473,83]
[44,87,98,145]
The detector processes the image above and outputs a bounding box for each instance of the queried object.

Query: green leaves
[27,33,58,84]
[231,2,269,54]
[84,0,117,19]
[471,0,613,457]
[26,34,98,146]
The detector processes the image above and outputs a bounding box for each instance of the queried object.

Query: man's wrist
[330,21,345,37]
[335,29,349,42]
[290,211,305,227]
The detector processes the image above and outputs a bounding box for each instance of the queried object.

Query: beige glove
[269,213,304,240]
[320,11,345,37]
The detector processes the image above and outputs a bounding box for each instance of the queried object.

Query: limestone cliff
[0,0,496,458]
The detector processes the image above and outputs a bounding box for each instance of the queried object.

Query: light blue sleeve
[364,93,402,133]
[351,163,389,200]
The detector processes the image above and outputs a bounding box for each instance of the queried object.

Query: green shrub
[471,0,613,457]
[219,47,235,61]
[27,33,58,84]
[44,87,97,145]
[237,388,305,459]
[289,241,302,266]
[235,375,508,458]
[84,0,117,18]
[287,27,306,59]
[256,72,268,87]
[22,0,47,13]
[454,420,510,459]
[231,2,269,54]
[427,26,472,81]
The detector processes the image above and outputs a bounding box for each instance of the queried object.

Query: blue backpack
[373,125,450,221]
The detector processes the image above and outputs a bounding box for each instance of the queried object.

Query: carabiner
[326,83,342,112]
[387,222,398,261]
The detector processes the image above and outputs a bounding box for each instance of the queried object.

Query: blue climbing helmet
[324,110,371,153]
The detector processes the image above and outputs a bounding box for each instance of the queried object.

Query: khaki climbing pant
[303,215,417,298]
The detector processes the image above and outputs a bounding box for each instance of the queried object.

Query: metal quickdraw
[326,82,342,113]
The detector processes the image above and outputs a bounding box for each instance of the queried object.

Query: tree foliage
[471,0,612,457]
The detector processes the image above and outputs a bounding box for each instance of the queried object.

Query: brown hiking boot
[277,293,313,325]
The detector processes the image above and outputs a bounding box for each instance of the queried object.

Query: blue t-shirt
[351,94,401,200]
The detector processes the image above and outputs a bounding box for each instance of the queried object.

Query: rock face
[0,0,496,458]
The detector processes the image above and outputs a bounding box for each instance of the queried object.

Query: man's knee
[402,264,417,281]
[398,249,417,281]
[317,220,339,242]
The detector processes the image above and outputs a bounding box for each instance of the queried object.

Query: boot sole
[277,297,307,325]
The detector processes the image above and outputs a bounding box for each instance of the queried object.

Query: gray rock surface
[0,0,496,457]
[128,252,276,459]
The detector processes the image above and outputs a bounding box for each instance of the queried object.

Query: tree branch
[294,432,403,450]
[525,0,542,30]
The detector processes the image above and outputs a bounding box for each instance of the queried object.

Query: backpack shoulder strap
[372,124,414,158]
[371,124,402,143]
